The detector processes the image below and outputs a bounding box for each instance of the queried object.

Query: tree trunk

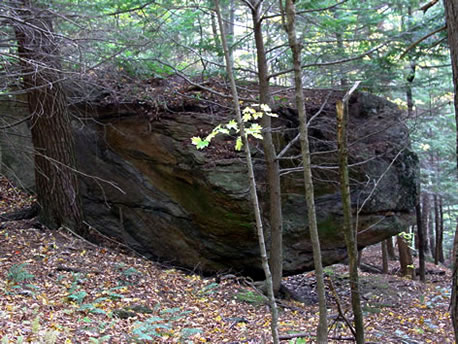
[439,196,445,263]
[422,193,431,255]
[443,0,458,171]
[357,248,363,268]
[416,200,426,282]
[397,235,414,278]
[333,10,348,87]
[336,85,365,344]
[210,12,223,66]
[225,0,235,67]
[451,219,458,343]
[249,0,283,296]
[214,2,279,342]
[381,241,389,274]
[386,237,396,260]
[13,0,87,237]
[440,5,458,337]
[405,60,416,118]
[434,194,441,265]
[429,195,436,257]
[283,1,328,342]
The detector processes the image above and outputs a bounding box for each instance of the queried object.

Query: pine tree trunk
[429,196,436,257]
[434,194,441,265]
[13,0,87,236]
[249,0,283,296]
[422,193,431,255]
[283,1,328,342]
[439,196,445,263]
[416,201,426,282]
[451,219,458,343]
[382,241,389,274]
[333,10,348,87]
[443,0,458,171]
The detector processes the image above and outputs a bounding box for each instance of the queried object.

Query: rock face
[0,84,418,277]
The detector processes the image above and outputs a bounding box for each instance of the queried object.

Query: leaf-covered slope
[0,177,453,343]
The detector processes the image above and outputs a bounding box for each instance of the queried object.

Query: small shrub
[131,316,172,341]
[115,264,141,285]
[67,290,87,305]
[234,289,267,305]
[7,263,34,284]
[197,282,219,296]
[130,307,195,342]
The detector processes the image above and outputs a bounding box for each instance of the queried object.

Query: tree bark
[439,196,445,263]
[397,235,414,278]
[225,0,235,67]
[214,2,279,342]
[443,0,458,171]
[249,0,283,296]
[336,85,365,344]
[416,200,426,282]
[13,0,87,237]
[282,1,328,342]
[386,237,396,260]
[437,5,457,337]
[451,219,458,343]
[434,194,442,265]
[422,193,431,255]
[333,10,348,87]
[429,195,436,257]
[381,241,389,274]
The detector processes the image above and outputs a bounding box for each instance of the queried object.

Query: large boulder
[0,81,418,277]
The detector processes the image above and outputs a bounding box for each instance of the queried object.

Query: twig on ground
[60,225,99,248]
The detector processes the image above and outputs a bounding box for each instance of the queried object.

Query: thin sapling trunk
[214,1,279,342]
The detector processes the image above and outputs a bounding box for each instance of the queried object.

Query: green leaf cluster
[191,104,278,151]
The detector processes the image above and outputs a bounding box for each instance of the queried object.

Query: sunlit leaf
[226,120,238,131]
[235,137,243,151]
[191,137,210,150]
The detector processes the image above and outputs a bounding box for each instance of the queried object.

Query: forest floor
[0,177,453,344]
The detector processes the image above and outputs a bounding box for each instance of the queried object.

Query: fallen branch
[279,332,310,340]
[56,265,101,274]
[0,203,40,221]
[359,262,383,274]
[60,225,99,248]
[83,221,150,260]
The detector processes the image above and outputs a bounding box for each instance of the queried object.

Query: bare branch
[0,114,32,129]
[276,91,332,160]
[269,43,386,79]
[263,0,348,21]
[419,0,439,13]
[399,25,447,59]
